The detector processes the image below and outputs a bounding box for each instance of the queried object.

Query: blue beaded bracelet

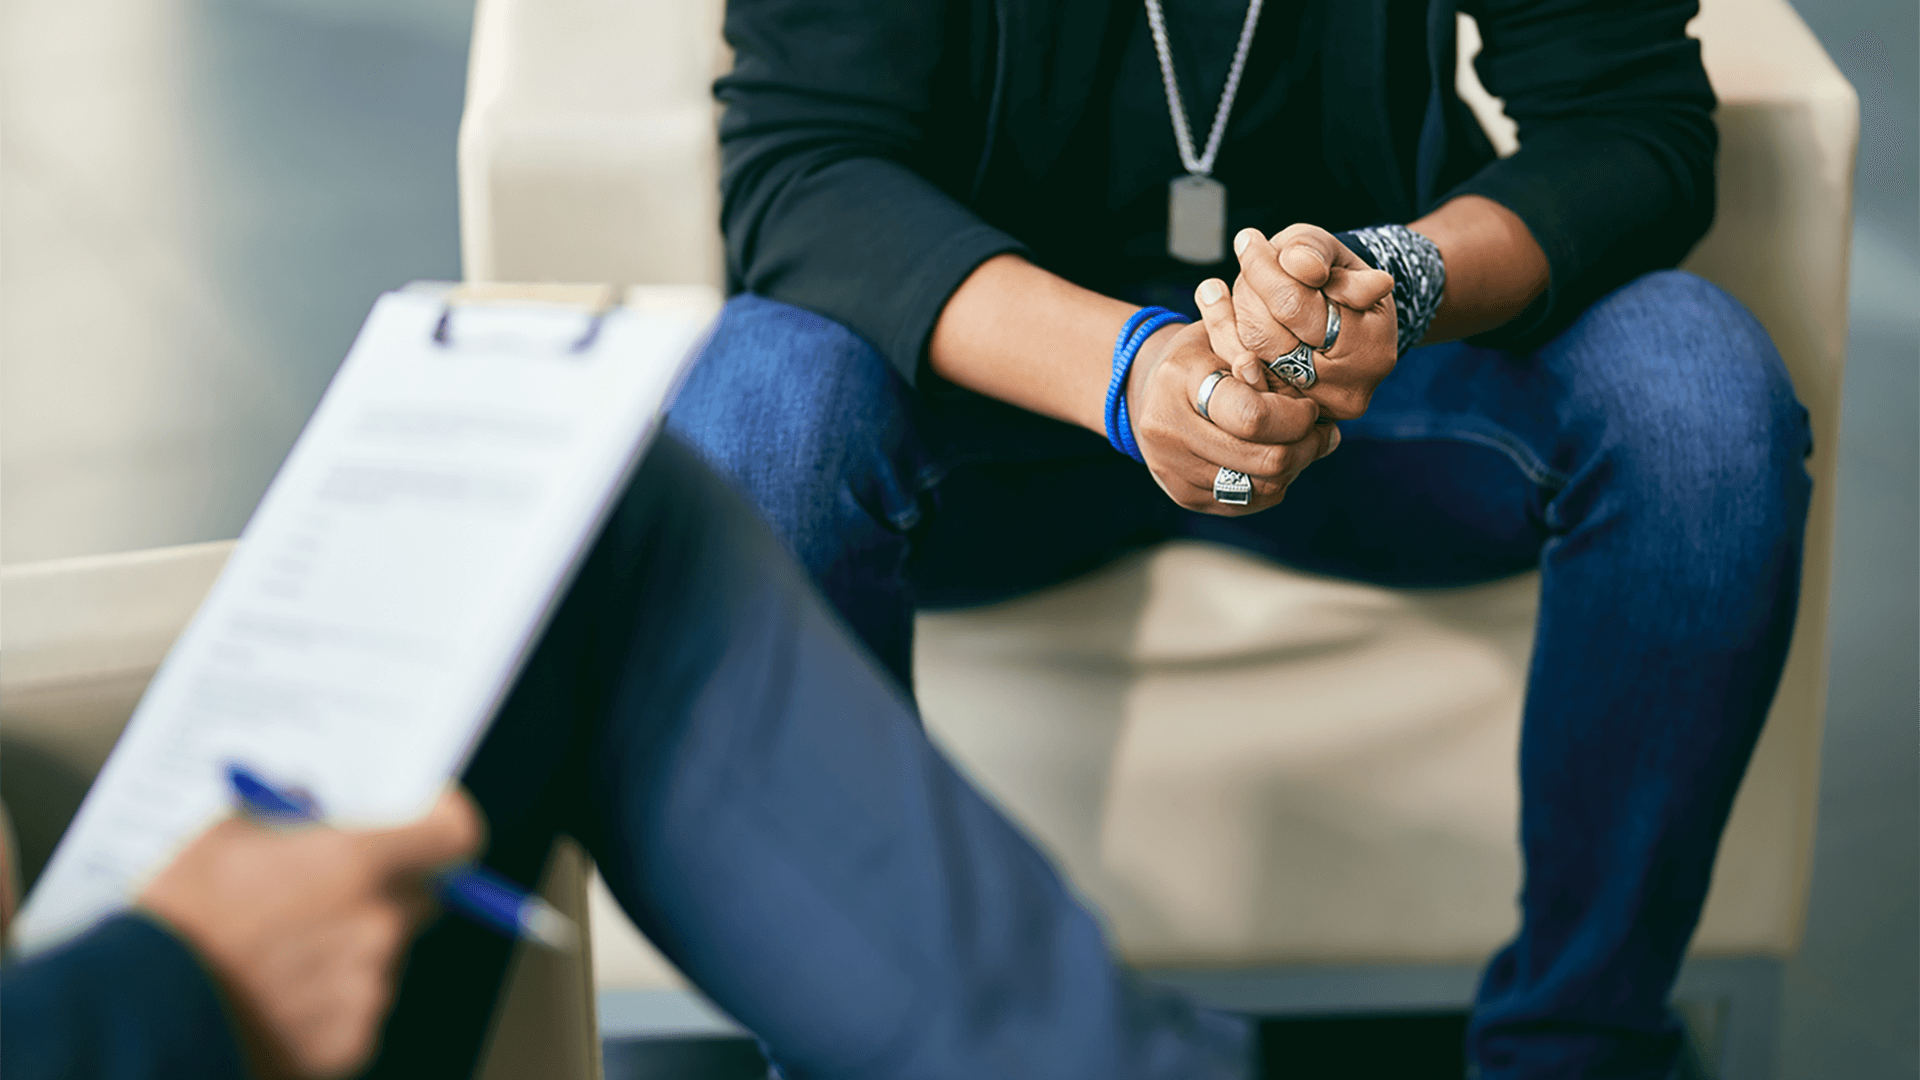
[1104,306,1190,463]
[1105,308,1160,461]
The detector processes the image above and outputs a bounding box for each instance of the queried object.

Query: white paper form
[15,289,712,954]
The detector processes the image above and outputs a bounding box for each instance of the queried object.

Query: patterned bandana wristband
[1335,224,1446,356]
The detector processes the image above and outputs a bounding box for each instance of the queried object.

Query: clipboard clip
[430,283,620,354]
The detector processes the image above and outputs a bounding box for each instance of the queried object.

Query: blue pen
[226,764,577,952]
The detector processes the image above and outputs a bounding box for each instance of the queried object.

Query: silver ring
[1213,467,1252,506]
[1267,342,1318,390]
[1195,370,1230,421]
[1320,301,1341,353]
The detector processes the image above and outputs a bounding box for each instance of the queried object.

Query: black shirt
[716,0,1717,382]
[1018,1,1363,308]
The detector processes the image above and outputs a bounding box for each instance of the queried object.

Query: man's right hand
[927,254,1336,515]
[1123,289,1338,515]
[139,790,483,1079]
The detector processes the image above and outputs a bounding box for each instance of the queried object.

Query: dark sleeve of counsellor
[714,0,1025,384]
[1,914,248,1080]
[1450,0,1718,349]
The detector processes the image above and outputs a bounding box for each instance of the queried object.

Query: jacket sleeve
[1451,0,1718,348]
[1,914,249,1080]
[715,0,1028,382]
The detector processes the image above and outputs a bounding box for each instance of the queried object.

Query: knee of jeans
[1570,271,1812,532]
[666,294,916,513]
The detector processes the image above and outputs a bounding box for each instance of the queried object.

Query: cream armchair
[458,0,1853,1076]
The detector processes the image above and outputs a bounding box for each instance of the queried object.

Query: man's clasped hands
[1124,225,1402,514]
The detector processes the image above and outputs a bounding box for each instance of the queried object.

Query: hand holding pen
[225,765,576,951]
[139,782,484,1078]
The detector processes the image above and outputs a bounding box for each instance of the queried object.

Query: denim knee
[665,294,931,576]
[1552,272,1812,590]
[1567,271,1808,487]
[670,296,898,470]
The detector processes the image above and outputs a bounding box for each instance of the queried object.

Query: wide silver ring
[1213,467,1252,506]
[1195,370,1230,421]
[1267,342,1318,390]
[1320,301,1341,353]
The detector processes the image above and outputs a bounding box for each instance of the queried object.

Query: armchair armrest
[1681,0,1856,955]
[458,0,728,287]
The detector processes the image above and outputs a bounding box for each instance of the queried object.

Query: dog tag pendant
[1167,174,1227,264]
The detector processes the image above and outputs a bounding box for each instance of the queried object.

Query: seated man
[667,0,1814,1077]
[4,440,1254,1080]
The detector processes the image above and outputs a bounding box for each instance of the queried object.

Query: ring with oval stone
[1267,341,1318,390]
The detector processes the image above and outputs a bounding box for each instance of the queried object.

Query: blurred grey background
[2,0,1913,1074]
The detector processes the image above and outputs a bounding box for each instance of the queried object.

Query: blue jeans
[665,270,1813,1079]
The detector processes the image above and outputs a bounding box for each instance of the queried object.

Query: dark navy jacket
[2,915,247,1080]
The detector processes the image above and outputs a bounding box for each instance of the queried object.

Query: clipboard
[14,283,718,954]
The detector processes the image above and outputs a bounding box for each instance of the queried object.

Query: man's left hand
[1217,225,1398,420]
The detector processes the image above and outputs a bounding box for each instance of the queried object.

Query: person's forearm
[1,914,250,1080]
[929,254,1164,435]
[1409,194,1549,344]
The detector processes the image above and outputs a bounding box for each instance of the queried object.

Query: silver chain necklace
[1144,0,1264,264]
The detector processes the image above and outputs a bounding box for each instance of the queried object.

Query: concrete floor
[2,0,1913,1074]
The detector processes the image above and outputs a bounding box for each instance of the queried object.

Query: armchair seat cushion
[918,544,1537,965]
[916,542,1811,967]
